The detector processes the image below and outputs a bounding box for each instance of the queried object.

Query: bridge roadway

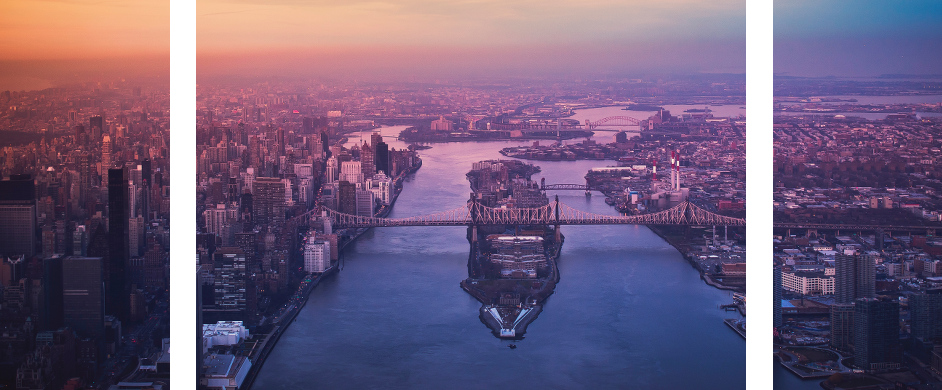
[303,199,745,229]
[774,223,942,234]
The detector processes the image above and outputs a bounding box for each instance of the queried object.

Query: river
[252,117,746,389]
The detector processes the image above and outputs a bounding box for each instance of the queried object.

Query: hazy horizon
[775,0,942,78]
[197,0,745,82]
[0,0,169,92]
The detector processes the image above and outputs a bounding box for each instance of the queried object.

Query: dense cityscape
[773,78,942,388]
[194,74,748,388]
[0,79,172,389]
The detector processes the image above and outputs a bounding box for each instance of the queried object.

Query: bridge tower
[554,195,561,242]
[470,194,478,243]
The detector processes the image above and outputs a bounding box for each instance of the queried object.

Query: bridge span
[302,199,744,229]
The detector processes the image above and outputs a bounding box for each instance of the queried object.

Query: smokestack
[675,151,681,191]
[652,159,657,180]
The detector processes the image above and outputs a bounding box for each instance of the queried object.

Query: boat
[508,344,517,349]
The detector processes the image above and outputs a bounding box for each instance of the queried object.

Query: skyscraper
[835,252,875,304]
[251,177,285,227]
[212,247,247,316]
[773,266,783,328]
[0,175,36,257]
[830,303,855,352]
[62,256,104,340]
[854,297,901,371]
[374,139,390,176]
[910,290,942,341]
[107,167,130,322]
[101,134,112,176]
[360,142,375,179]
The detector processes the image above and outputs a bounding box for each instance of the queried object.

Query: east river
[253,108,745,389]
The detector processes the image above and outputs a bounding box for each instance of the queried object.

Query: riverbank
[647,225,744,292]
[244,265,339,390]
[245,158,423,389]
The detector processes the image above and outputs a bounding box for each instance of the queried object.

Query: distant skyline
[0,0,169,91]
[775,0,942,78]
[197,0,745,80]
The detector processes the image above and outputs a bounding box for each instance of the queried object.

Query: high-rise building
[325,157,338,183]
[251,177,285,227]
[355,189,374,217]
[107,167,130,322]
[910,290,942,340]
[62,256,104,340]
[0,175,36,257]
[374,140,390,175]
[830,303,855,351]
[339,161,362,184]
[854,297,900,371]
[303,239,331,273]
[212,247,246,315]
[41,256,64,331]
[835,252,875,304]
[338,181,357,215]
[101,134,112,176]
[89,115,103,136]
[360,142,375,179]
[773,266,783,328]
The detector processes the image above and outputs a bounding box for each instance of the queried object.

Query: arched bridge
[313,200,744,229]
[585,116,642,129]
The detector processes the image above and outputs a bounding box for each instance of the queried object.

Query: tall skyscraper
[830,303,855,351]
[42,256,64,331]
[374,139,390,176]
[0,175,36,257]
[213,247,247,316]
[773,266,783,328]
[62,256,104,340]
[338,181,357,215]
[107,167,130,322]
[835,252,875,304]
[910,290,942,340]
[854,297,901,371]
[360,142,375,179]
[101,134,112,176]
[251,177,285,227]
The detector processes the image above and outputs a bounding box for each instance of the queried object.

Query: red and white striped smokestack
[675,150,681,191]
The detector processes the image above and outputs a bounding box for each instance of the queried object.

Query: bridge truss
[584,116,642,129]
[316,200,745,229]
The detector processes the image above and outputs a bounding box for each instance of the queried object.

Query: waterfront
[252,133,745,388]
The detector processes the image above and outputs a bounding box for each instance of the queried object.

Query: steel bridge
[774,223,941,235]
[584,116,642,129]
[540,183,592,191]
[306,199,744,229]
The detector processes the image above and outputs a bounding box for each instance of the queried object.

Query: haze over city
[775,0,942,78]
[197,0,745,81]
[0,0,169,92]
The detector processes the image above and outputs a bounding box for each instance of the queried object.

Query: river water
[253,111,746,389]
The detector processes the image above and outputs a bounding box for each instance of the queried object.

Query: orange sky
[0,0,169,61]
[197,0,745,78]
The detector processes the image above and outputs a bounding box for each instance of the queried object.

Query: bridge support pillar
[555,224,561,242]
[471,225,478,243]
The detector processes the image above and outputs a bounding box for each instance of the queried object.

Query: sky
[0,0,169,91]
[197,0,745,80]
[775,0,942,78]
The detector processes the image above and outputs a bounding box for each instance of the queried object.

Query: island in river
[459,160,563,339]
